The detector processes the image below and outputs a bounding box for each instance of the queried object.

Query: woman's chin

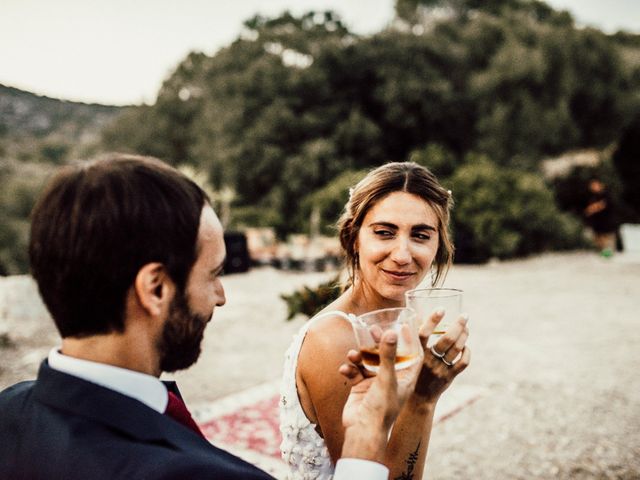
[359,279,420,305]
[379,286,412,305]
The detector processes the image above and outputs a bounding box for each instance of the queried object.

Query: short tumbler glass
[405,288,463,347]
[352,307,423,373]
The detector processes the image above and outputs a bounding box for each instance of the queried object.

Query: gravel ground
[425,253,640,479]
[1,251,639,479]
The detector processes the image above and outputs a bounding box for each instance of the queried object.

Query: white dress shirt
[47,349,389,480]
[48,348,168,412]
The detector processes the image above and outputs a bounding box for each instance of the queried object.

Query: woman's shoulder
[308,310,353,334]
[299,305,356,367]
[307,304,355,344]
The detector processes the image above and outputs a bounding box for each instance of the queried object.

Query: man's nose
[215,281,226,307]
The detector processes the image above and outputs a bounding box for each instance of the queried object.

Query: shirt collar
[47,348,168,413]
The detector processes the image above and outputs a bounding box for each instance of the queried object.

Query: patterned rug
[200,393,282,459]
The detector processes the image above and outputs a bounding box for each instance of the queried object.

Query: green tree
[298,169,368,235]
[99,7,640,246]
[409,143,459,178]
[569,29,637,147]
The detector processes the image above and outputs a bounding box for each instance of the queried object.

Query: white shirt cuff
[334,458,389,480]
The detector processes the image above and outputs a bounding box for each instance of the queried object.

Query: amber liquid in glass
[360,348,418,368]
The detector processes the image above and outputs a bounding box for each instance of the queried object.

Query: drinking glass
[351,307,423,372]
[405,288,463,347]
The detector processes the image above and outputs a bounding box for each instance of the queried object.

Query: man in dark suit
[0,154,412,479]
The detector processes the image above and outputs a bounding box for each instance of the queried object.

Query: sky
[1,0,639,106]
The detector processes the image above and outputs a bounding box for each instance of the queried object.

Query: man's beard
[157,289,211,373]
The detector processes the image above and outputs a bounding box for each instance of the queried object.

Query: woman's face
[355,191,439,304]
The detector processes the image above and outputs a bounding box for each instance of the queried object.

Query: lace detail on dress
[280,321,334,480]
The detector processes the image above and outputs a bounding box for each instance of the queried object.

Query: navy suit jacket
[0,361,275,479]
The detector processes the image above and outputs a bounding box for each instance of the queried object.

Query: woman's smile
[380,268,416,282]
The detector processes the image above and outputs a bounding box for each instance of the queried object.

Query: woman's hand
[412,310,471,402]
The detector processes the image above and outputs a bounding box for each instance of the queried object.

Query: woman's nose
[390,239,411,264]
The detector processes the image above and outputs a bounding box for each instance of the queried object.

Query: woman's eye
[374,230,393,237]
[414,232,431,241]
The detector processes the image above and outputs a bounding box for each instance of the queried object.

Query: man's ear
[134,263,174,317]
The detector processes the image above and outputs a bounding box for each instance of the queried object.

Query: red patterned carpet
[200,393,282,459]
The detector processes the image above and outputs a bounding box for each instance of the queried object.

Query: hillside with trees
[0,85,123,274]
[0,84,122,163]
[2,0,640,274]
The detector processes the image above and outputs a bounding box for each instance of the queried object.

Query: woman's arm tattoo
[394,442,421,480]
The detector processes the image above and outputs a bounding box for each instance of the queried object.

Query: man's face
[158,205,226,372]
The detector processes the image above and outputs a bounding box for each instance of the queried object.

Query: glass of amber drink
[352,307,423,373]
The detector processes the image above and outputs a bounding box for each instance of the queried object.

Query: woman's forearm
[384,395,437,480]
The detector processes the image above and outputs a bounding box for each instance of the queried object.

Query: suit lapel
[29,361,275,479]
[33,362,210,450]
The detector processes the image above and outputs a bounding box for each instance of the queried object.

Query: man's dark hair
[29,153,208,338]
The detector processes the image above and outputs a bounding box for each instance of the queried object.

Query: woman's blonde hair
[337,161,453,287]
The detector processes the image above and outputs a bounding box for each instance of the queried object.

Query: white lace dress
[280,320,334,480]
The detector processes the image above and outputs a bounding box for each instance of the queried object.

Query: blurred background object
[224,232,252,274]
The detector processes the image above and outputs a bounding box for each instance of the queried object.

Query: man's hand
[339,330,417,462]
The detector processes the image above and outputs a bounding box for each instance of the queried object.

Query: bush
[39,142,70,164]
[281,275,341,320]
[0,160,54,275]
[0,215,30,275]
[450,156,587,263]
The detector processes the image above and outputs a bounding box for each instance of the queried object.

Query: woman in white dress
[280,162,471,479]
